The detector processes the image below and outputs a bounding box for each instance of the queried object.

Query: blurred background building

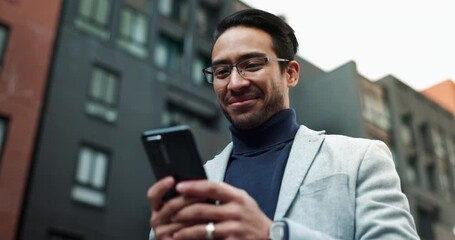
[0,0,454,239]
[422,80,455,118]
[0,0,63,239]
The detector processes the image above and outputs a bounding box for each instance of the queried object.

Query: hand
[171,180,272,240]
[147,177,205,240]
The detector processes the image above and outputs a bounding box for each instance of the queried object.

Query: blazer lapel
[274,126,325,220]
[204,143,232,183]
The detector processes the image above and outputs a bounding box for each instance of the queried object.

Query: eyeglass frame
[202,56,289,84]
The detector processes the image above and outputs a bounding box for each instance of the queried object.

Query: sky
[242,0,455,91]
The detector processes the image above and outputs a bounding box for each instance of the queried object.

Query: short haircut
[213,8,299,67]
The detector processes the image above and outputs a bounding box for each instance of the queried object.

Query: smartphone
[141,125,207,200]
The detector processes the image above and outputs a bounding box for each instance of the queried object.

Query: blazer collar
[204,143,232,183]
[204,125,325,220]
[274,125,325,219]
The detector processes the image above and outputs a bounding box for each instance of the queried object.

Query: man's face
[211,26,295,130]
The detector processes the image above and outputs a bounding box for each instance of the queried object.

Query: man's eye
[242,60,266,71]
[214,68,231,78]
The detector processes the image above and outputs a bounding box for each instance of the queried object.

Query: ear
[286,60,300,88]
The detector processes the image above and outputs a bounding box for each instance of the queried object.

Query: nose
[227,67,250,91]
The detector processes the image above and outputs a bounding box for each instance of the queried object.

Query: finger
[153,222,187,240]
[174,220,270,240]
[152,194,208,228]
[172,223,211,240]
[173,221,244,240]
[171,201,238,223]
[176,180,248,203]
[147,176,175,211]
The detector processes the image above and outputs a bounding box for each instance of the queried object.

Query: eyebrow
[211,52,267,66]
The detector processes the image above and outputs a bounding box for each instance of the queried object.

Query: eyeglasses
[202,57,289,84]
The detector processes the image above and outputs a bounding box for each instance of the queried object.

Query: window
[162,102,200,128]
[154,34,183,74]
[196,2,220,38]
[117,2,149,58]
[71,145,110,207]
[426,163,438,192]
[447,136,455,195]
[0,24,9,67]
[406,156,420,184]
[85,66,120,123]
[420,123,434,155]
[75,0,111,40]
[0,117,8,164]
[446,136,455,168]
[362,94,391,130]
[161,101,216,129]
[431,127,446,158]
[192,54,211,86]
[400,115,416,148]
[158,0,189,26]
[438,158,451,198]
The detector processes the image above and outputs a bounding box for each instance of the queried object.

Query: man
[147,9,419,240]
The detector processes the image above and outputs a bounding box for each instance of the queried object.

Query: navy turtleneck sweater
[224,108,299,219]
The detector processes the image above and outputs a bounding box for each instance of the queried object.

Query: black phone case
[141,125,207,200]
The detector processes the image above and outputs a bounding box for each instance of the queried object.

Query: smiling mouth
[227,95,257,104]
[225,95,258,111]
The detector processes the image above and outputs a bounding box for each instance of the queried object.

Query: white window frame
[75,0,111,40]
[117,5,148,58]
[71,145,109,207]
[85,66,120,123]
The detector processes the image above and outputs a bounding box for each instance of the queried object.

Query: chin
[229,112,267,130]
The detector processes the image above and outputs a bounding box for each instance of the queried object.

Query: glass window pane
[447,137,455,166]
[0,26,7,60]
[76,147,92,184]
[133,14,147,44]
[168,45,182,72]
[120,9,132,38]
[96,0,111,26]
[0,118,6,155]
[196,11,208,35]
[90,68,105,99]
[92,152,107,188]
[178,1,189,25]
[0,121,4,144]
[192,58,204,85]
[154,40,168,68]
[79,0,92,18]
[104,75,117,105]
[197,3,218,37]
[158,0,172,16]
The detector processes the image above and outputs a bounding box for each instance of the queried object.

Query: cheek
[214,86,226,101]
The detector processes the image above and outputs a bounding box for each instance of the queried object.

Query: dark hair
[213,8,299,70]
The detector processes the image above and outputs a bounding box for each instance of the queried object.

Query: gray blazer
[204,125,419,239]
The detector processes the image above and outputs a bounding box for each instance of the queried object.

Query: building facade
[296,60,455,239]
[421,79,455,117]
[379,76,455,240]
[0,1,62,239]
[18,0,240,239]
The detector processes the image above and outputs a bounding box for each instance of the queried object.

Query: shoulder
[295,125,393,172]
[296,125,390,155]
